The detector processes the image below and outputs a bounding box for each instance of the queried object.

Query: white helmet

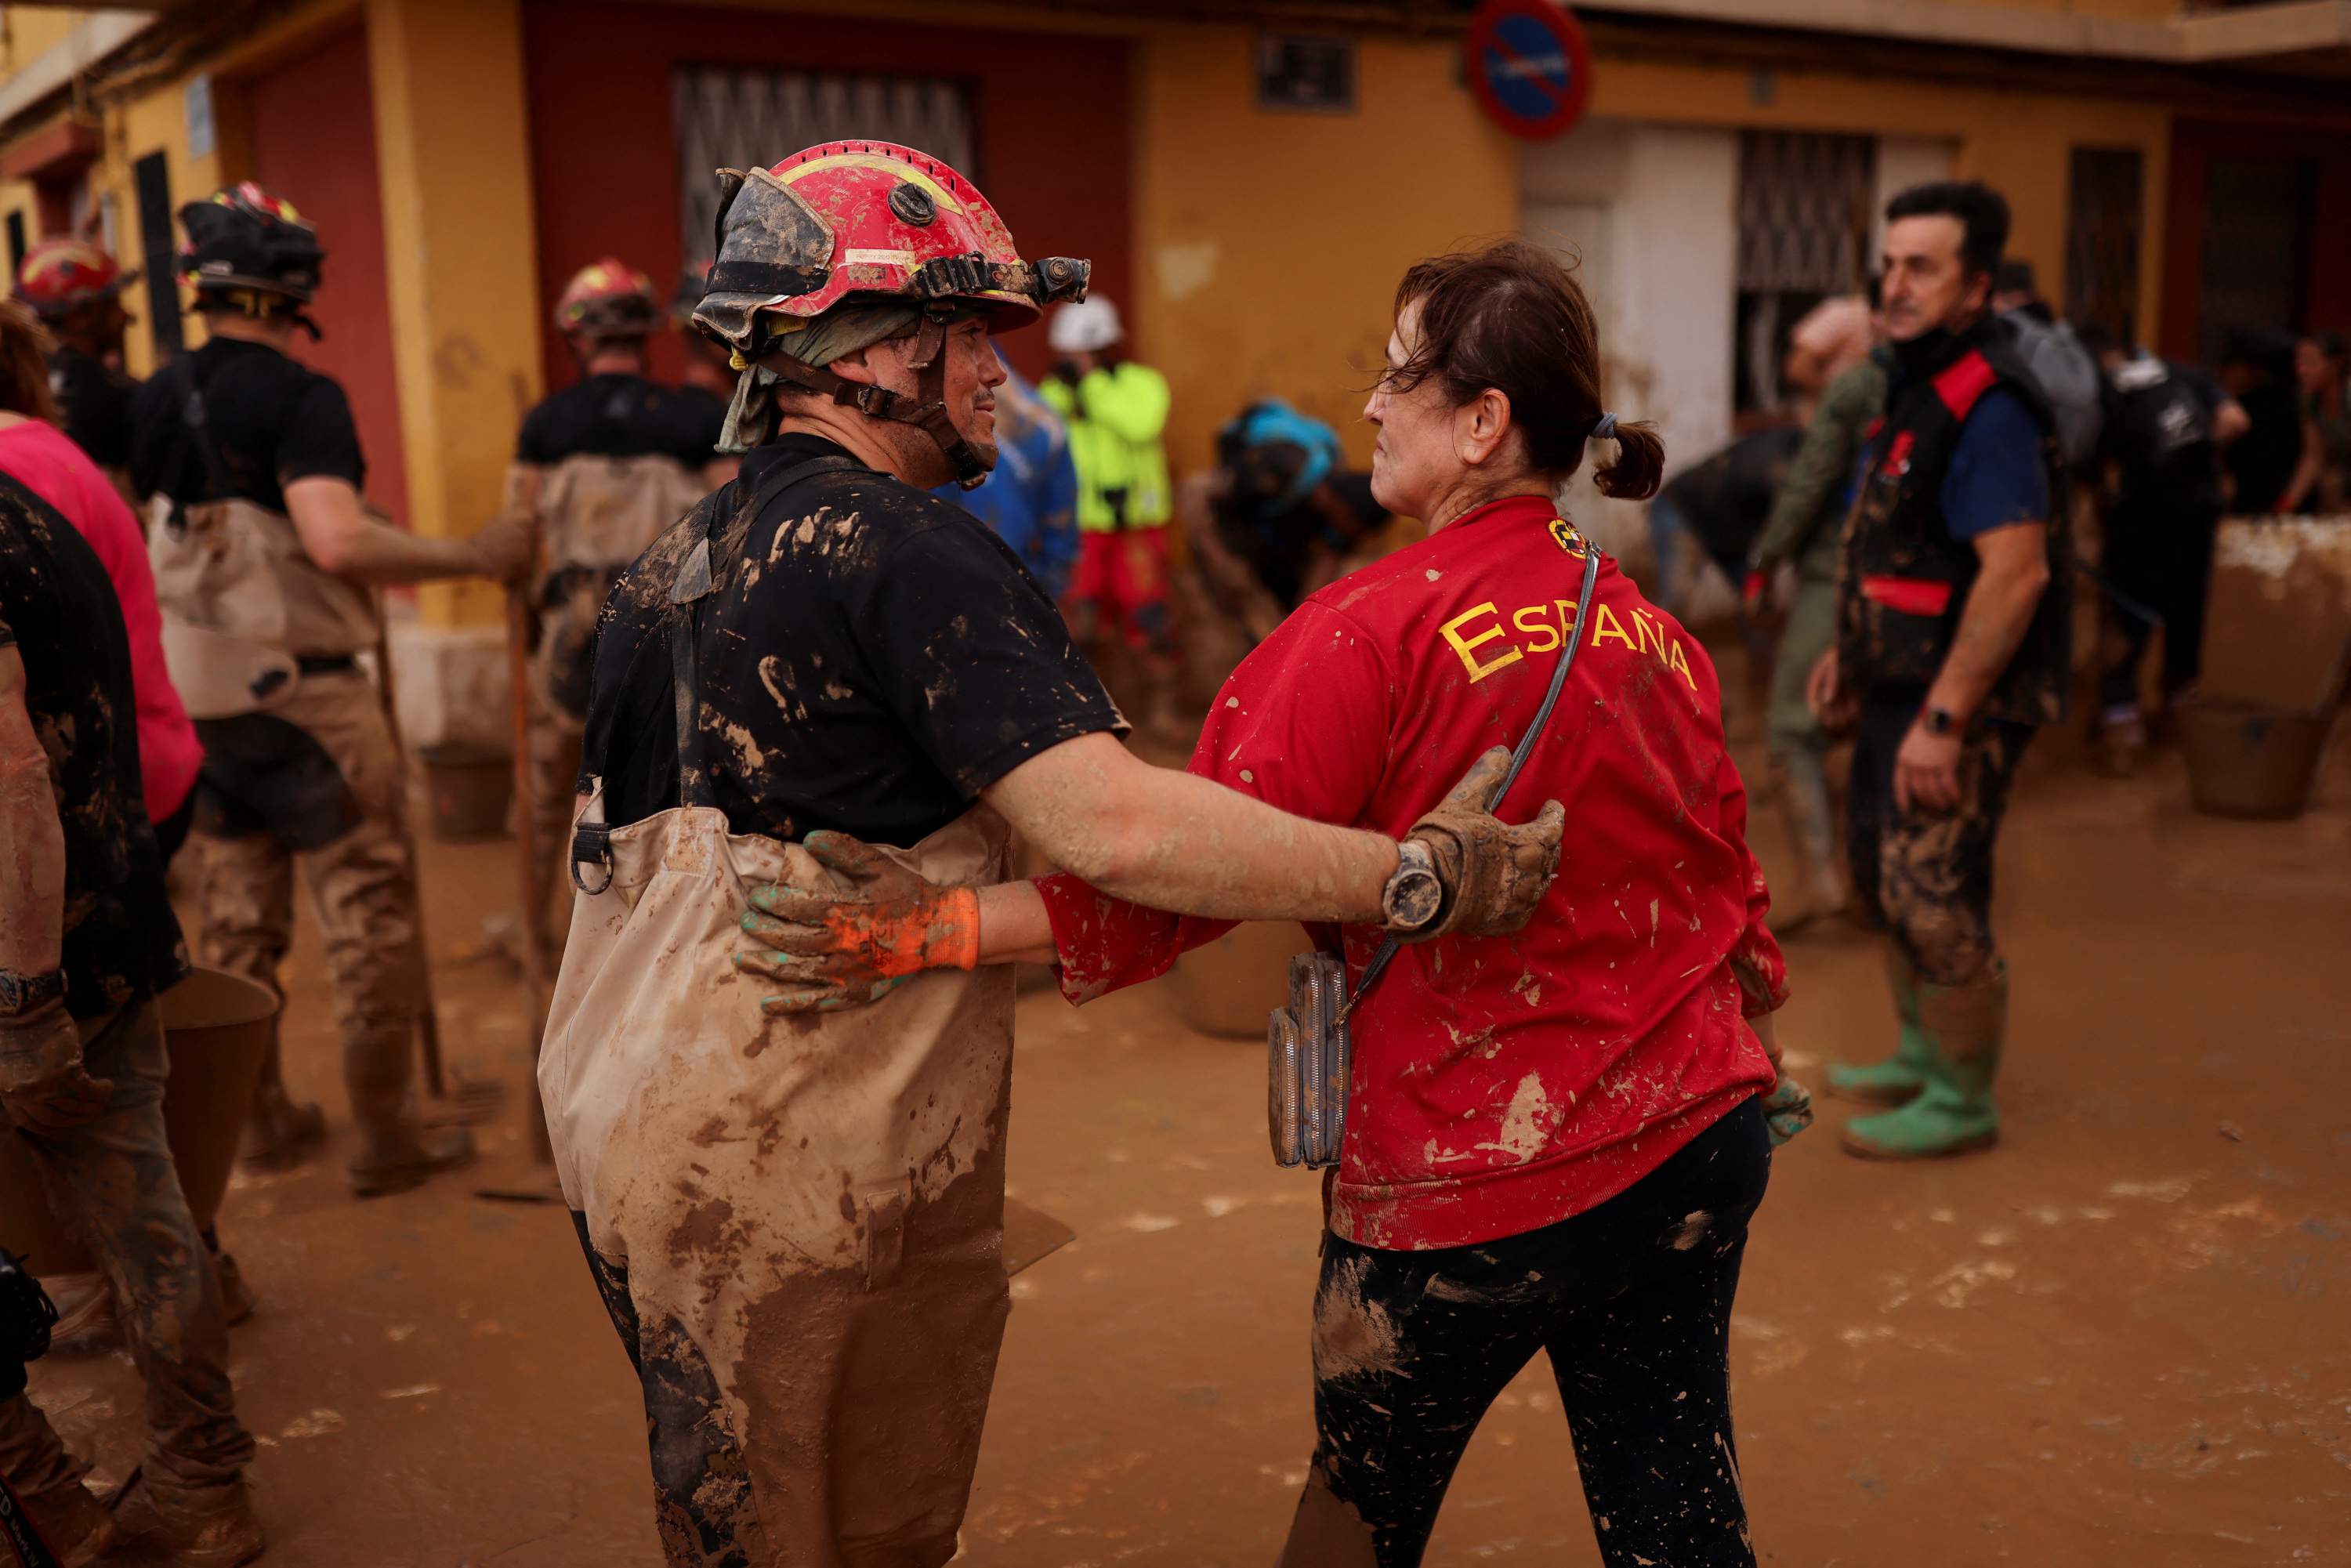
[1049,295,1123,354]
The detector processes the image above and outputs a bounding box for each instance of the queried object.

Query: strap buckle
[569,823,614,895]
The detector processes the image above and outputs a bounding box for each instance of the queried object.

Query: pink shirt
[0,419,202,822]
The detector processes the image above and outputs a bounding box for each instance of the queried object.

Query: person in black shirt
[2218,328,2303,516]
[2082,328,2250,771]
[505,260,726,949]
[0,473,261,1563]
[13,237,139,494]
[129,183,531,1196]
[559,143,1553,1565]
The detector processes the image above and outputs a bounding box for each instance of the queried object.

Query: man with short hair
[1808,180,2069,1160]
[128,184,532,1194]
[13,237,139,494]
[0,469,260,1565]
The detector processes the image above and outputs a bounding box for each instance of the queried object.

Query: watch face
[1384,871,1444,931]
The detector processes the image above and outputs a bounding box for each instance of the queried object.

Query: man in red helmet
[551,143,1556,1566]
[13,237,140,495]
[129,184,533,1197]
[503,259,728,947]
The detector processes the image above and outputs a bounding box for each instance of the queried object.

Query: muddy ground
[24,674,2349,1567]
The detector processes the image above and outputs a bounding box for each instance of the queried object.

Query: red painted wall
[241,26,411,526]
[2161,118,2351,364]
[520,0,1130,397]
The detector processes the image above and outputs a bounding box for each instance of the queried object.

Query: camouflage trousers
[0,1001,252,1494]
[1846,697,2033,987]
[1764,571,1840,788]
[190,672,429,1165]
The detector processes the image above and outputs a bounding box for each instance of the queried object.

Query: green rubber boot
[1825,947,1933,1106]
[1840,963,2006,1160]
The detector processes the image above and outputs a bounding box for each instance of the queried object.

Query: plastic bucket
[422,743,513,842]
[1172,922,1300,1039]
[2180,701,2334,820]
[0,969,278,1274]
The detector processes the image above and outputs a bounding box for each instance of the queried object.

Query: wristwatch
[0,969,64,1016]
[1381,839,1445,934]
[1921,704,1962,738]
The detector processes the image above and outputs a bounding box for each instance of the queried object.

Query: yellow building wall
[1588,56,2172,346]
[1132,26,1520,475]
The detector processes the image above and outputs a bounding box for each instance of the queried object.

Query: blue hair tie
[1591,411,1618,441]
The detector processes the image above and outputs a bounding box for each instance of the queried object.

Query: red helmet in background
[555,258,658,342]
[15,237,136,320]
[690,141,1089,485]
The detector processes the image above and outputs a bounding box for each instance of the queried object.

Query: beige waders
[540,459,1016,1567]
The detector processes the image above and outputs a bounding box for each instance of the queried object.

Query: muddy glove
[1761,1076,1813,1146]
[1391,747,1566,943]
[0,997,112,1135]
[734,831,980,1015]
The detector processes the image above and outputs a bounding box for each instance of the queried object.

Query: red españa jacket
[1036,495,1785,1250]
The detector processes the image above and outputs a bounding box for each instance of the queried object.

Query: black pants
[2096,504,2219,712]
[1846,697,2031,987]
[1293,1099,1771,1568]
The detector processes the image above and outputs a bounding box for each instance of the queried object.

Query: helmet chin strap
[753,304,995,490]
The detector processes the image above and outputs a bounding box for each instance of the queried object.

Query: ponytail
[1592,421,1665,501]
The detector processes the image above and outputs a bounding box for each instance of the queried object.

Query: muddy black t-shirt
[580,434,1124,847]
[127,337,366,512]
[516,373,725,468]
[0,472,189,1018]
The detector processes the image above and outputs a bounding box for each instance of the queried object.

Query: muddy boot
[1825,947,1932,1105]
[37,1272,121,1354]
[2094,705,2147,778]
[1841,962,2006,1160]
[241,1040,325,1171]
[201,1229,255,1327]
[345,1021,474,1197]
[107,1467,265,1568]
[0,1395,114,1566]
[19,1478,116,1566]
[1767,761,1846,935]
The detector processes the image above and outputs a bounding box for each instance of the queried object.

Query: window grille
[672,66,975,269]
[1734,130,1874,415]
[2197,154,2313,369]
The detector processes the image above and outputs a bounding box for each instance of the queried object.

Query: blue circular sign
[1465,0,1594,141]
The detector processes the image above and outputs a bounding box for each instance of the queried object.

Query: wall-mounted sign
[1465,0,1593,141]
[1257,34,1357,114]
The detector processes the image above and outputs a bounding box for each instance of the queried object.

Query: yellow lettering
[1668,638,1697,690]
[1634,610,1669,657]
[1590,603,1636,649]
[1440,603,1523,683]
[1513,603,1560,654]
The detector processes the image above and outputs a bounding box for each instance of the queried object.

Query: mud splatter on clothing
[0,470,187,1017]
[580,434,1121,848]
[1846,698,2030,987]
[1282,1101,1770,1568]
[1034,495,1781,1250]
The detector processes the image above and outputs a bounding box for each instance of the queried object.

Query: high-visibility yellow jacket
[1039,361,1172,532]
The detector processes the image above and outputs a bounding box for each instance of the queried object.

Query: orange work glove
[734,831,980,1015]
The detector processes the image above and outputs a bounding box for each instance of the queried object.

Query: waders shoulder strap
[663,452,867,811]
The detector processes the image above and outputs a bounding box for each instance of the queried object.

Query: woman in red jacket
[744,241,1805,1568]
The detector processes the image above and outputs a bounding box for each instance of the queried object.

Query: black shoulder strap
[665,452,865,810]
[1341,541,1603,1017]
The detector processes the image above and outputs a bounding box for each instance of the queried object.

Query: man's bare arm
[0,646,63,976]
[980,731,1397,925]
[1923,523,2050,722]
[284,473,534,585]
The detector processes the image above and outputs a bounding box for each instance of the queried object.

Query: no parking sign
[1465,0,1595,141]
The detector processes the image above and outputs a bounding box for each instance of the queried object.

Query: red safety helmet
[179,183,323,304]
[690,141,1089,485]
[15,237,136,319]
[555,257,658,342]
